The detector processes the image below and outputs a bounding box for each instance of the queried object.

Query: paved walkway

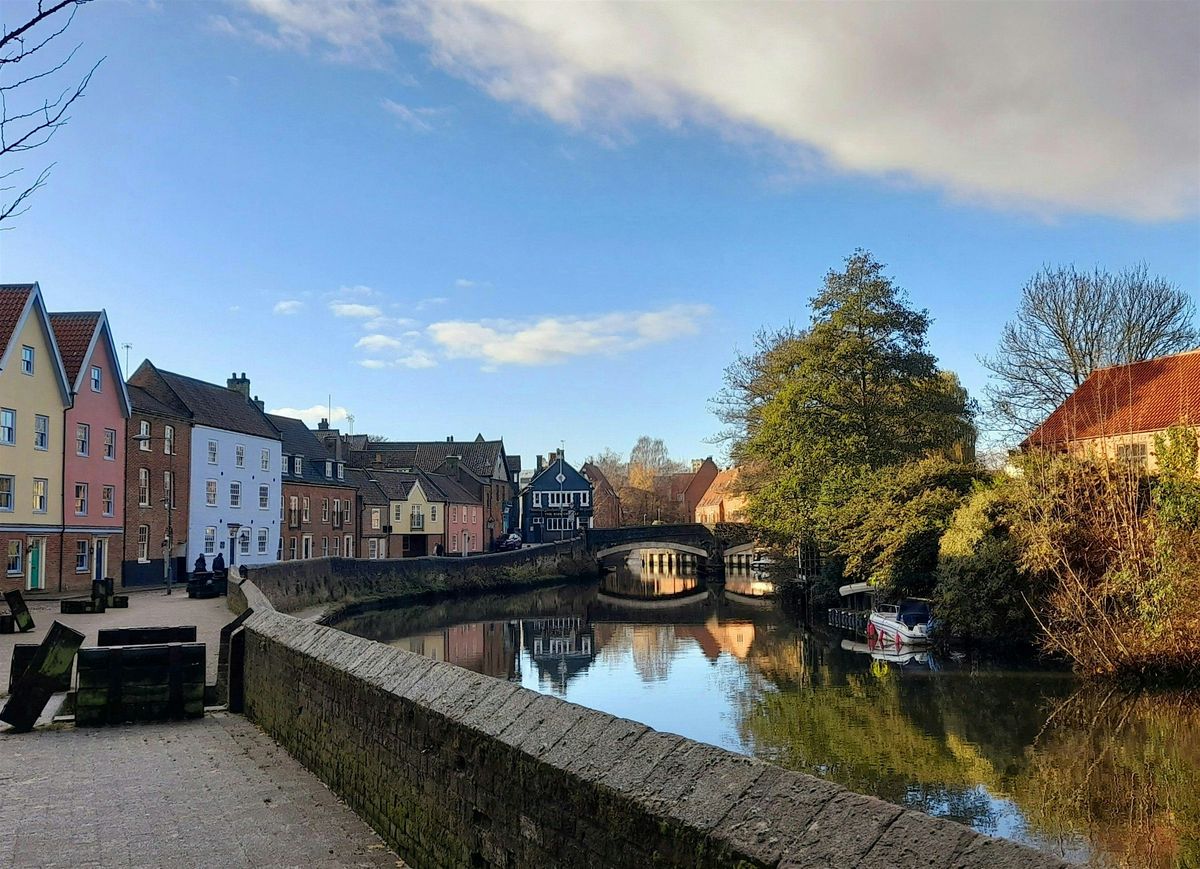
[1,590,233,693]
[0,712,402,868]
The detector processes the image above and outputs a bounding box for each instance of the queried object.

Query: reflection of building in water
[674,616,755,662]
[522,616,599,693]
[396,620,521,680]
[600,547,700,599]
[724,571,776,599]
[393,632,447,662]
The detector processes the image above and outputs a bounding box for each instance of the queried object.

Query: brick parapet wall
[232,578,1066,869]
[228,559,1068,869]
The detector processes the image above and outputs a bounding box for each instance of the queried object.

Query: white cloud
[427,303,710,367]
[416,296,448,311]
[380,98,450,133]
[329,301,383,318]
[455,277,489,289]
[357,350,437,369]
[267,404,351,427]
[273,299,304,315]
[335,284,378,297]
[358,359,389,369]
[236,1,1200,220]
[363,315,418,332]
[356,334,405,352]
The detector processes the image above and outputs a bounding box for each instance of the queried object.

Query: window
[75,423,89,456]
[430,505,437,522]
[547,517,577,532]
[322,536,329,557]
[239,530,250,555]
[235,445,245,468]
[229,481,242,508]
[260,448,270,471]
[302,496,310,522]
[289,538,297,560]
[75,483,88,515]
[137,525,150,562]
[451,506,457,523]
[368,538,378,559]
[343,501,351,523]
[76,540,89,573]
[581,491,589,506]
[164,425,174,455]
[325,460,333,478]
[90,366,102,392]
[207,440,218,464]
[164,471,174,509]
[344,535,353,558]
[411,505,424,530]
[138,469,150,506]
[371,508,380,530]
[259,485,269,510]
[337,463,344,481]
[294,457,303,476]
[450,535,457,552]
[393,503,403,522]
[532,491,541,507]
[34,415,48,450]
[206,480,218,506]
[1117,442,1149,469]
[102,486,115,517]
[322,498,329,522]
[333,536,340,556]
[204,527,216,555]
[0,475,12,512]
[257,527,268,554]
[21,346,34,375]
[1,409,16,445]
[138,420,151,450]
[6,540,21,576]
[288,496,299,527]
[471,507,476,523]
[104,428,116,460]
[33,478,47,513]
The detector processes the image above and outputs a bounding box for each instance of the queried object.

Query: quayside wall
[228,557,1067,869]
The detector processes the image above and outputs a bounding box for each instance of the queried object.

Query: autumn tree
[982,263,1197,440]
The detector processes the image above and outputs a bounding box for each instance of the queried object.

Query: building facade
[269,414,357,562]
[695,467,747,525]
[520,452,594,543]
[0,284,71,592]
[50,312,131,589]
[345,468,387,559]
[580,461,622,528]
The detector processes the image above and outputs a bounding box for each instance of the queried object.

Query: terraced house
[0,284,72,592]
[269,414,357,561]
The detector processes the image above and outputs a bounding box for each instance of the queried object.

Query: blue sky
[1,1,1197,465]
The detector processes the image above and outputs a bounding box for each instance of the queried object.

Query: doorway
[93,537,107,581]
[26,537,44,590]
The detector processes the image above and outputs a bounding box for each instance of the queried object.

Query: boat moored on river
[867,599,933,648]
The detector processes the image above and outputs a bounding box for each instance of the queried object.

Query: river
[329,549,1200,868]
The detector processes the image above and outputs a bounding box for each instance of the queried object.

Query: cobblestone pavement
[0,712,403,868]
[1,590,233,693]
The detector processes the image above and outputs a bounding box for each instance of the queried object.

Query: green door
[27,539,43,590]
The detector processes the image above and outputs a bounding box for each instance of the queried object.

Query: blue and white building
[520,450,594,543]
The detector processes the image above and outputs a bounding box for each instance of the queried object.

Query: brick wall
[232,574,1067,869]
[243,540,597,614]
[122,413,191,585]
[280,481,358,560]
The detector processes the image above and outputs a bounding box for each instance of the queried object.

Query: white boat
[867,600,933,648]
[749,555,775,577]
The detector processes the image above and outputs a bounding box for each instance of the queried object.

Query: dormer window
[325,460,333,478]
[294,456,303,476]
[337,462,344,480]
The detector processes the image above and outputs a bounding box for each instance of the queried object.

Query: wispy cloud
[427,303,710,368]
[329,301,383,318]
[267,404,351,427]
[416,296,448,311]
[454,278,490,289]
[234,0,1200,220]
[273,299,304,315]
[363,315,418,332]
[356,334,405,352]
[358,350,437,369]
[380,98,449,133]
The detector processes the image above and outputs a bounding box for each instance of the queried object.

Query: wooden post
[4,589,35,632]
[0,621,85,732]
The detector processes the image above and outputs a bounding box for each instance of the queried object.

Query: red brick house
[269,414,357,561]
[580,462,622,528]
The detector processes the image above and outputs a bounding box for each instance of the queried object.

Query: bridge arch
[595,541,710,561]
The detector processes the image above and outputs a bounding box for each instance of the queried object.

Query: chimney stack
[536,454,545,473]
[252,395,264,411]
[227,372,251,399]
[447,435,454,443]
[318,418,330,431]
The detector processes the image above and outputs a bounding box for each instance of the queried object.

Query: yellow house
[373,471,445,557]
[1,284,73,591]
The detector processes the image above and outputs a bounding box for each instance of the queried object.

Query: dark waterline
[329,550,1200,869]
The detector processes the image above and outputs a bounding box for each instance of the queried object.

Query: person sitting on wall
[211,551,225,577]
[194,554,207,575]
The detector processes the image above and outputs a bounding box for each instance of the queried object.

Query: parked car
[495,533,523,552]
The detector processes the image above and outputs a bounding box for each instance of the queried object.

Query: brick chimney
[444,455,460,474]
[251,394,264,411]
[536,454,545,473]
[317,418,330,431]
[227,372,250,398]
[446,435,454,443]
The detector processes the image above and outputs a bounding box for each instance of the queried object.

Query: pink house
[50,312,130,588]
[423,471,485,555]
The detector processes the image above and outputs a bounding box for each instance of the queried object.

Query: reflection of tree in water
[735,626,1200,867]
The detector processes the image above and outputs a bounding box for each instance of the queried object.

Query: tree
[627,435,685,491]
[1,0,101,225]
[982,263,1197,440]
[724,249,976,543]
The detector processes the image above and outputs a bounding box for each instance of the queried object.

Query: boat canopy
[838,582,873,598]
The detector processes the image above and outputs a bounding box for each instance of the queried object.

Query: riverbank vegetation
[717,249,1199,679]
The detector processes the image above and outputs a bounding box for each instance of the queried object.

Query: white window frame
[102,485,115,517]
[343,501,351,523]
[239,529,251,556]
[207,440,218,464]
[138,469,150,506]
[259,485,269,510]
[6,540,21,575]
[137,525,150,562]
[90,365,102,392]
[21,345,34,375]
[368,538,378,559]
[430,505,437,523]
[75,482,88,516]
[104,428,117,460]
[164,425,174,455]
[0,475,13,512]
[76,423,89,456]
[164,470,174,509]
[33,478,48,513]
[229,481,242,508]
[138,420,151,450]
[0,409,14,445]
[206,479,218,507]
[260,448,270,471]
[34,415,49,451]
[235,444,245,468]
[302,496,310,523]
[257,528,269,554]
[295,456,303,476]
[344,535,353,558]
[321,498,329,522]
[75,540,89,573]
[289,537,297,560]
[371,508,380,530]
[204,527,216,555]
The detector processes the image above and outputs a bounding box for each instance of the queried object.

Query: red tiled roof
[48,312,100,386]
[1024,350,1200,447]
[698,468,740,509]
[0,284,35,359]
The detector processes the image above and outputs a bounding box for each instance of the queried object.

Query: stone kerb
[232,575,1068,869]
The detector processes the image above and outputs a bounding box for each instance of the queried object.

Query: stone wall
[231,573,1067,869]
[241,540,596,614]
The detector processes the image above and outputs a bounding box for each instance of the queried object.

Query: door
[93,538,107,581]
[26,538,43,590]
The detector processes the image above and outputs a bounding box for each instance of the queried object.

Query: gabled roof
[351,437,508,479]
[344,467,388,505]
[0,283,73,404]
[268,414,349,486]
[580,462,618,496]
[48,311,132,416]
[370,470,418,501]
[697,468,741,509]
[525,455,591,492]
[130,361,280,440]
[421,471,480,505]
[1024,350,1200,448]
[506,455,522,475]
[127,384,188,419]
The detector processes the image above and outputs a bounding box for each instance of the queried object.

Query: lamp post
[133,432,176,594]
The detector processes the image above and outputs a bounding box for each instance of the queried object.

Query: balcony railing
[411,517,425,531]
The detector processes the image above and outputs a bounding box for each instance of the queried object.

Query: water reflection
[329,552,1200,868]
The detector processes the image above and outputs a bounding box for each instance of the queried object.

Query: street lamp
[133,432,176,595]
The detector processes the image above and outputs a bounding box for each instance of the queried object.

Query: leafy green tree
[722,249,976,544]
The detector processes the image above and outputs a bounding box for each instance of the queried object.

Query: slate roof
[128,384,188,419]
[421,471,480,505]
[370,470,417,501]
[351,437,507,479]
[47,311,101,385]
[268,414,352,486]
[506,455,522,475]
[0,284,34,359]
[1024,350,1200,448]
[150,366,280,440]
[344,468,388,506]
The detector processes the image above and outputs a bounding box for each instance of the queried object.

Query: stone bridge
[585,524,755,574]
